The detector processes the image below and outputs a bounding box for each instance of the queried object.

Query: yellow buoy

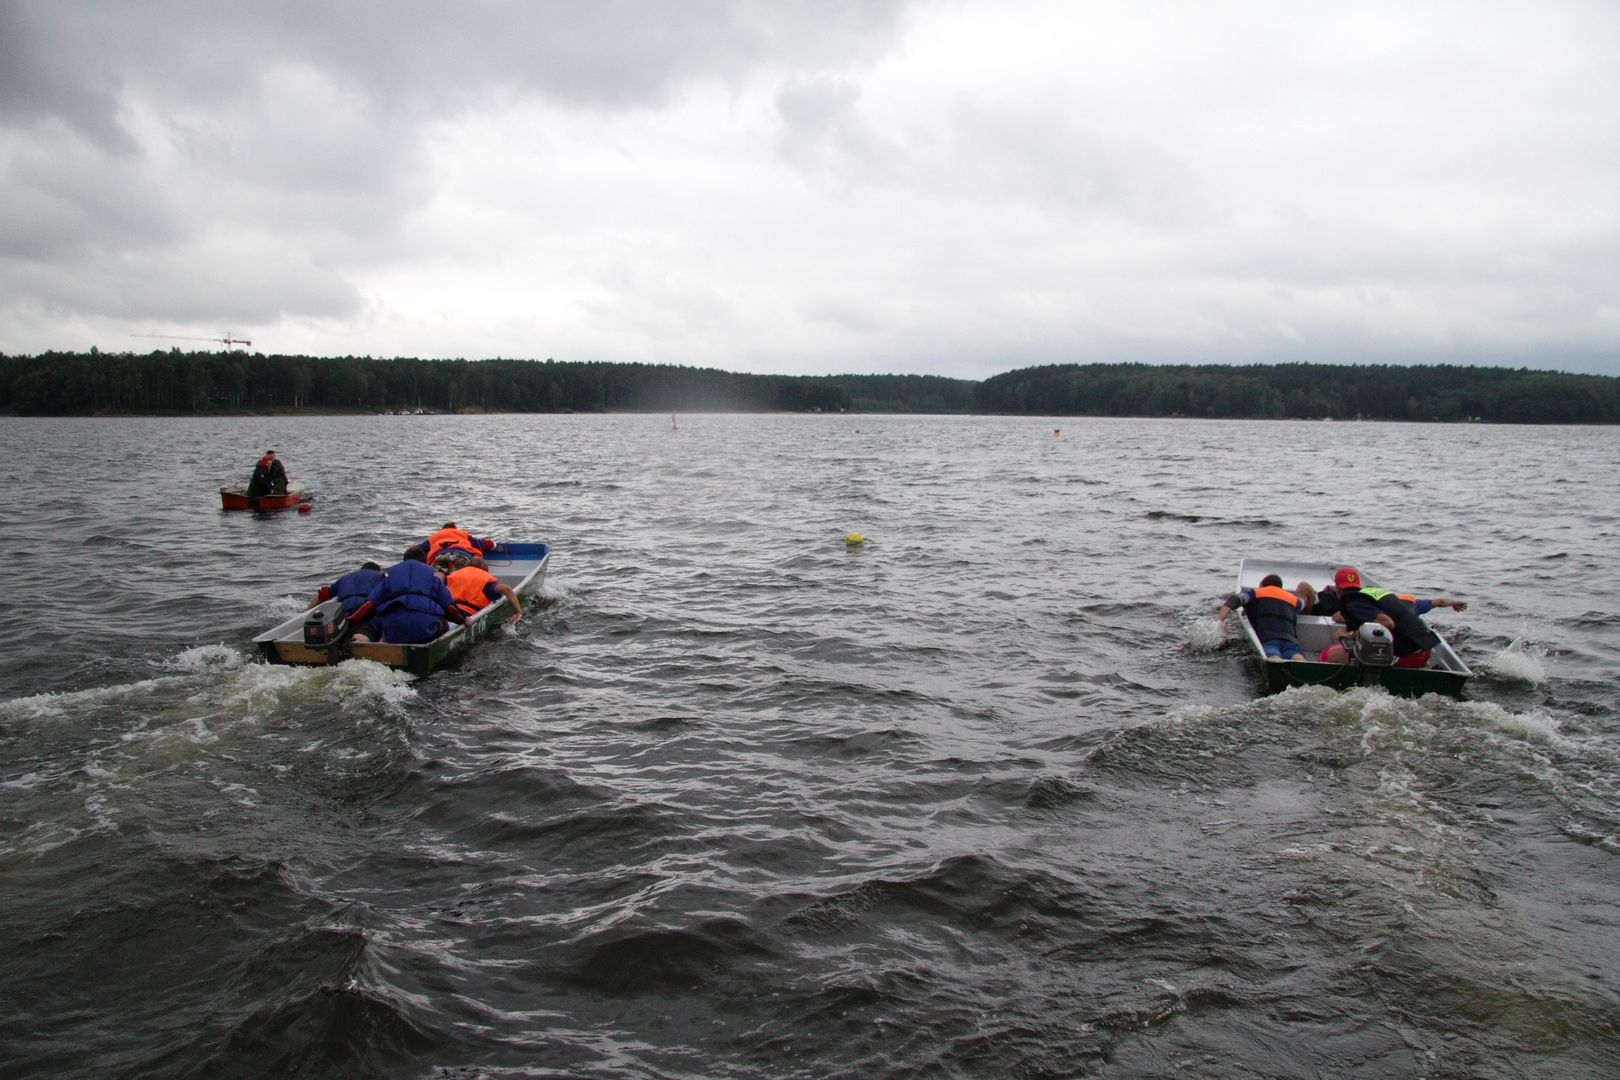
[845,531,865,546]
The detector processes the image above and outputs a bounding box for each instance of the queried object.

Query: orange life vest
[446,565,498,614]
[1245,585,1301,642]
[1251,585,1298,605]
[426,527,476,562]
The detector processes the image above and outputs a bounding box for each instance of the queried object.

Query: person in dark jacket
[1323,566,1467,667]
[1217,573,1312,660]
[311,561,384,616]
[345,549,467,644]
[1309,584,1343,618]
[246,450,289,497]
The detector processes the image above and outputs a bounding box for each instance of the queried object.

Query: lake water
[1,413,1616,1079]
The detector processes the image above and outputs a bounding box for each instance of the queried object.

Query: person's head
[1334,567,1361,590]
[361,561,382,572]
[1260,573,1283,588]
[403,547,425,562]
[469,557,487,570]
[1294,581,1318,610]
[264,450,276,458]
[442,521,457,529]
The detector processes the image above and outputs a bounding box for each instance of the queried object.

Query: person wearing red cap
[1327,567,1467,668]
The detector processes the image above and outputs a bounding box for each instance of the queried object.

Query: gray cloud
[5,1,909,132]
[1,0,1617,379]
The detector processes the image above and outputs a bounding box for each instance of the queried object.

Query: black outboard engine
[1352,623,1395,667]
[303,598,349,646]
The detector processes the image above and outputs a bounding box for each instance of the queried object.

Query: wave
[1484,638,1549,685]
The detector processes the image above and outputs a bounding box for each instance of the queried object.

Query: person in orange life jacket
[1320,566,1467,667]
[413,522,495,565]
[345,548,467,644]
[246,450,288,497]
[311,560,384,616]
[445,557,523,623]
[1217,574,1314,661]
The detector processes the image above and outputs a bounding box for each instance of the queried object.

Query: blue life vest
[331,567,383,615]
[370,560,452,620]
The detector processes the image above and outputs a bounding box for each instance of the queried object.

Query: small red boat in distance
[220,484,308,512]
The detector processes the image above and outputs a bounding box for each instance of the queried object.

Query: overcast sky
[2,1,1617,379]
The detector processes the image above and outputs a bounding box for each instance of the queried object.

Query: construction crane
[131,333,252,348]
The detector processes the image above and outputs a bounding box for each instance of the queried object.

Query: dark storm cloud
[0,2,135,151]
[0,0,909,338]
[3,1,908,139]
[0,132,180,258]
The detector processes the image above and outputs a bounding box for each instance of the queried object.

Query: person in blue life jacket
[1217,574,1315,661]
[1318,566,1467,667]
[345,548,468,644]
[310,561,384,617]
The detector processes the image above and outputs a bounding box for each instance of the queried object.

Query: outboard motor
[1352,622,1395,667]
[303,598,349,646]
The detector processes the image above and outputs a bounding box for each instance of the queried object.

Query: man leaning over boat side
[344,548,468,644]
[414,522,496,566]
[1217,574,1314,661]
[1317,566,1467,667]
[445,557,523,624]
[310,560,384,616]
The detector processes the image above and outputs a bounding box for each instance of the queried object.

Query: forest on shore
[2,350,1617,423]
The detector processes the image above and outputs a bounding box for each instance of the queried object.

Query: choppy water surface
[1,413,1616,1079]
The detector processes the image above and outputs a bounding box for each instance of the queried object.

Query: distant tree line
[0,350,1614,422]
[0,350,971,416]
[975,362,1620,424]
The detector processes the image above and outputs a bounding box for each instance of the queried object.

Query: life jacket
[371,560,452,620]
[1243,585,1300,643]
[1348,587,1439,654]
[426,527,479,562]
[446,565,498,614]
[331,567,383,615]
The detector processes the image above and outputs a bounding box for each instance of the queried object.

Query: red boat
[220,484,307,511]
